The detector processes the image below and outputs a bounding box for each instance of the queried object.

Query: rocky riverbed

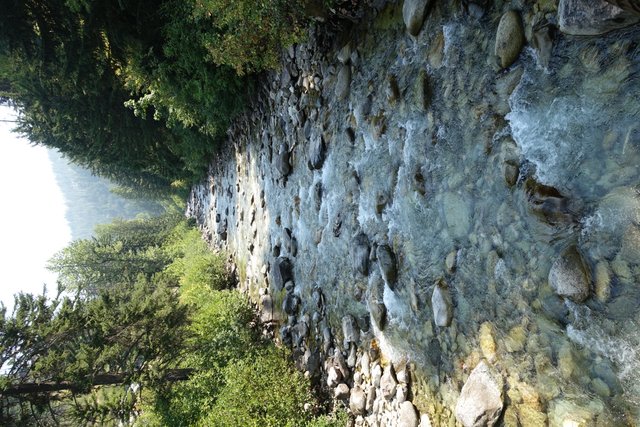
[188,0,640,425]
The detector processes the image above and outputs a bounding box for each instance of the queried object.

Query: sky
[0,105,72,311]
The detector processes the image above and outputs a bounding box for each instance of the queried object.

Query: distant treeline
[48,150,164,239]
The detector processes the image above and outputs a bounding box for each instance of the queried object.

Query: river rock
[369,300,387,331]
[558,0,640,35]
[335,65,351,100]
[308,134,326,170]
[260,294,274,323]
[335,383,350,399]
[272,256,293,290]
[352,233,371,276]
[495,11,525,69]
[403,0,432,36]
[399,401,420,427]
[381,365,398,400]
[531,21,556,68]
[455,361,504,427]
[350,386,367,415]
[377,245,398,287]
[342,314,360,346]
[275,146,291,177]
[283,294,300,316]
[548,246,590,303]
[432,279,453,327]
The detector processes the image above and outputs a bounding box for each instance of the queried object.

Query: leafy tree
[0,278,190,425]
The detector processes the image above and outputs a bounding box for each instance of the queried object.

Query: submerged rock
[432,279,453,327]
[377,244,398,287]
[559,0,640,35]
[455,361,504,427]
[403,0,432,36]
[495,11,525,69]
[548,246,590,303]
[352,233,371,276]
[275,146,291,177]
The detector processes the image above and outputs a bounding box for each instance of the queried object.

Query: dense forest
[0,0,313,192]
[0,0,365,424]
[0,210,346,425]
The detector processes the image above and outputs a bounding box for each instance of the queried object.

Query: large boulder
[403,0,432,36]
[558,0,640,35]
[548,246,590,303]
[494,11,525,69]
[455,361,504,427]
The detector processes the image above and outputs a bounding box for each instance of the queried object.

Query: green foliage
[164,221,232,297]
[203,346,314,427]
[190,0,307,75]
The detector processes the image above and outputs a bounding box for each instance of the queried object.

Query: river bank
[188,1,640,425]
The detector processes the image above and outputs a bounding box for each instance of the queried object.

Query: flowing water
[189,2,640,424]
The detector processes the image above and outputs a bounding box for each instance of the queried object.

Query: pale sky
[0,105,71,311]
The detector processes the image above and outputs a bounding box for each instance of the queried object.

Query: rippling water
[189,3,640,424]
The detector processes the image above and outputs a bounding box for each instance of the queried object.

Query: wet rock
[386,75,401,104]
[335,383,350,399]
[350,386,367,415]
[283,294,300,316]
[273,256,294,290]
[479,322,497,362]
[369,299,387,331]
[531,21,556,68]
[337,42,352,65]
[548,397,604,427]
[381,365,398,400]
[342,314,360,346]
[445,250,457,274]
[275,146,291,177]
[432,279,453,327]
[548,246,590,303]
[413,70,431,110]
[377,245,398,287]
[455,361,504,427]
[335,65,351,100]
[558,0,640,35]
[540,294,570,326]
[352,233,371,276]
[291,321,308,347]
[594,261,611,302]
[495,10,525,69]
[462,0,490,18]
[399,401,419,427]
[403,0,432,36]
[308,134,326,170]
[504,162,519,188]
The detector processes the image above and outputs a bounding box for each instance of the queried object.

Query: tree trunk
[1,368,193,396]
